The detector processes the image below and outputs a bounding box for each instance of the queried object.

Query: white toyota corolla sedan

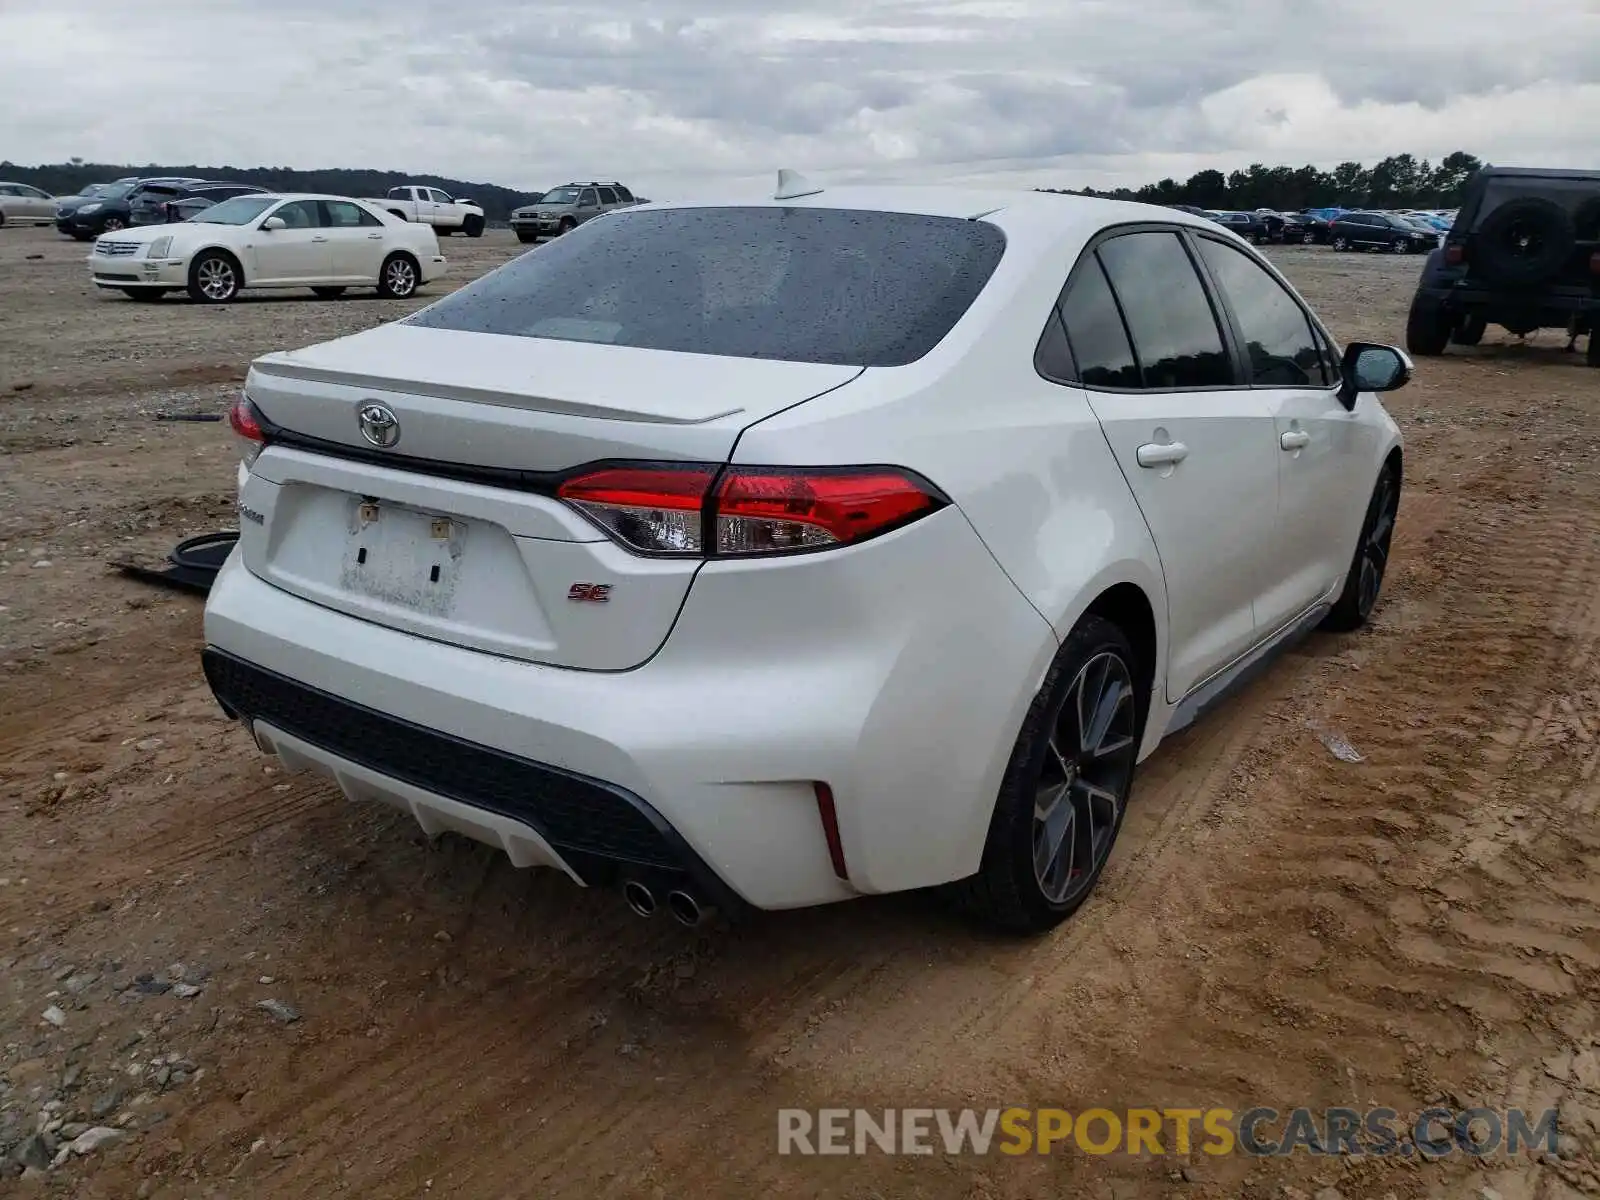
[88,193,446,303]
[202,178,1409,932]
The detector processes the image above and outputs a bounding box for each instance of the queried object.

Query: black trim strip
[200,647,745,911]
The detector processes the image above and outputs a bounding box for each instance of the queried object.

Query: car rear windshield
[406,206,1008,367]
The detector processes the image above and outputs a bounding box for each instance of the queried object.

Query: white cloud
[2,0,1597,195]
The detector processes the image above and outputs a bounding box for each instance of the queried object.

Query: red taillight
[228,394,267,468]
[1590,251,1600,276]
[714,468,940,554]
[814,783,848,880]
[555,463,945,558]
[1444,244,1466,266]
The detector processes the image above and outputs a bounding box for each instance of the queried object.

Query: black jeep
[1405,167,1599,366]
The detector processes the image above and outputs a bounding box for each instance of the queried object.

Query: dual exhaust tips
[623,879,710,927]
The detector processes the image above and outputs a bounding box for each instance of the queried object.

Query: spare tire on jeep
[1474,197,1575,286]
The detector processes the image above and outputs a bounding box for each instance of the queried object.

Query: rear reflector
[555,462,946,558]
[814,782,848,880]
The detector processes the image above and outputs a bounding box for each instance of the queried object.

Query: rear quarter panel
[732,215,1170,752]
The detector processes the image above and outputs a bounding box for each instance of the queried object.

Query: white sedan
[88,193,446,303]
[202,176,1409,932]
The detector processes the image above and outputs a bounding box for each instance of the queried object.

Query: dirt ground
[1,224,1598,1200]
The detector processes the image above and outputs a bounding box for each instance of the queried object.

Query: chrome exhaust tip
[622,880,657,917]
[665,889,705,927]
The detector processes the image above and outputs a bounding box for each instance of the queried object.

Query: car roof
[645,184,1224,240]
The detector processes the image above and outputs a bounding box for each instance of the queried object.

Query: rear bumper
[201,508,1056,911]
[1415,284,1598,315]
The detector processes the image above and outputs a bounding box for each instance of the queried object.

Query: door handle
[1135,441,1189,468]
[367,233,384,239]
[1280,430,1311,451]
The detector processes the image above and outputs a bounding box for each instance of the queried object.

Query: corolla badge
[357,402,401,448]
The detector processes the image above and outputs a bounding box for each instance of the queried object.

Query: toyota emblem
[357,403,400,448]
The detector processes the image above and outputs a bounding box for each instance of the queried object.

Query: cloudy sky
[2,0,1597,197]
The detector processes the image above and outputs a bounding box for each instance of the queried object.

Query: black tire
[101,216,126,233]
[186,250,242,303]
[71,232,92,242]
[0,212,6,228]
[949,615,1143,934]
[376,252,419,299]
[122,289,168,302]
[312,286,347,299]
[1475,197,1575,286]
[1302,231,1317,245]
[1405,292,1452,356]
[463,214,485,238]
[1331,236,1350,251]
[1322,463,1400,633]
[1452,314,1487,346]
[515,231,537,244]
[558,217,576,235]
[1588,329,1600,369]
[1390,238,1410,254]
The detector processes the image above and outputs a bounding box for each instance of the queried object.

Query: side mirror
[261,216,286,231]
[1338,342,1412,410]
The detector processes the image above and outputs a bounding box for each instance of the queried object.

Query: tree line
[1039,151,1485,212]
[0,161,546,222]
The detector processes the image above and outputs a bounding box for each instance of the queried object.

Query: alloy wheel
[103,217,126,232]
[1031,651,1137,906]
[385,259,416,296]
[197,258,235,301]
[1357,472,1398,619]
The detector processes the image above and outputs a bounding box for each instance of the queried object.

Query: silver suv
[510,182,644,244]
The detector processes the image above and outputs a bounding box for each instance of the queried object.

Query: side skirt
[1165,600,1333,737]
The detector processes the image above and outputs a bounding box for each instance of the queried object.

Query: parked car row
[51,176,269,239]
[1168,203,1454,255]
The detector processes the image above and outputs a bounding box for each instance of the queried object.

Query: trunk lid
[239,324,861,670]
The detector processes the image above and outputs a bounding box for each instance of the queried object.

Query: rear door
[321,199,388,281]
[578,187,599,223]
[1069,227,1280,702]
[1190,232,1373,631]
[20,185,54,221]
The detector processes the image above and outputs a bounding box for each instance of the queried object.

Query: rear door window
[406,206,1007,367]
[597,187,618,205]
[1095,231,1234,389]
[1056,258,1140,389]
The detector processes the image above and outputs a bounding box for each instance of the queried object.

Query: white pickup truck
[365,185,486,238]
